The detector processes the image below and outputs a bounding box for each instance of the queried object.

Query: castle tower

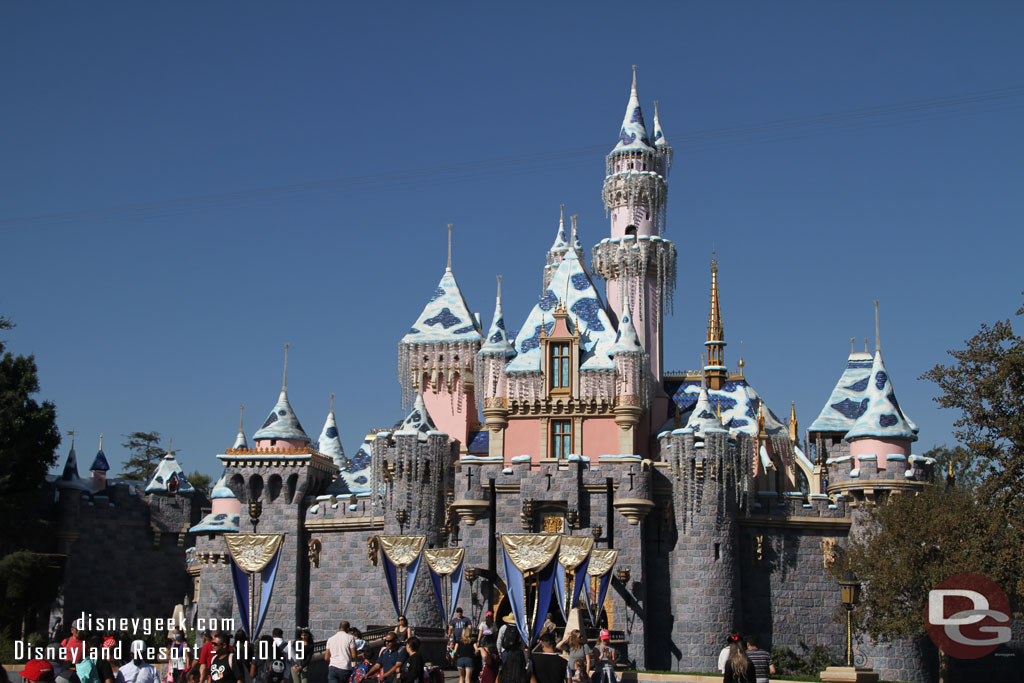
[232,404,248,450]
[476,276,515,460]
[610,311,647,454]
[591,67,676,383]
[317,394,346,471]
[543,207,570,291]
[252,344,311,449]
[704,254,728,390]
[89,435,110,492]
[398,226,483,450]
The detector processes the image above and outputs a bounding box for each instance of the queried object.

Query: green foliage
[0,551,63,642]
[187,469,213,496]
[920,296,1024,511]
[923,444,987,490]
[120,431,168,482]
[0,318,61,552]
[770,639,841,676]
[838,485,1023,642]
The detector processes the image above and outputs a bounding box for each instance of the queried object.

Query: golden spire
[737,340,745,377]
[705,251,727,389]
[757,402,766,436]
[789,401,799,443]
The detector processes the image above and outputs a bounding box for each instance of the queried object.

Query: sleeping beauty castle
[45,69,944,682]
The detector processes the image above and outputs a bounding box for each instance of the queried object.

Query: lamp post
[838,568,862,667]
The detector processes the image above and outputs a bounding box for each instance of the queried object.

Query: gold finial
[789,401,799,443]
[757,403,766,436]
[716,398,723,422]
[282,343,290,390]
[874,300,881,354]
[948,460,953,478]
[737,340,745,376]
[446,223,453,272]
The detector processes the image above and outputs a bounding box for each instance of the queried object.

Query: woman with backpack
[250,636,288,683]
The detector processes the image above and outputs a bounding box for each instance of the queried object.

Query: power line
[3,84,1022,229]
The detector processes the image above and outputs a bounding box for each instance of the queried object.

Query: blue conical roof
[89,436,110,472]
[652,102,669,148]
[395,393,440,441]
[845,350,917,442]
[317,399,346,467]
[253,388,310,442]
[401,269,482,344]
[809,348,874,433]
[145,454,195,494]
[232,428,248,450]
[507,249,616,372]
[211,472,236,500]
[480,279,515,357]
[56,441,91,491]
[683,378,727,437]
[549,210,568,253]
[610,313,643,355]
[611,68,653,153]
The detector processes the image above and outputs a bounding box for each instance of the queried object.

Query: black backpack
[266,653,287,683]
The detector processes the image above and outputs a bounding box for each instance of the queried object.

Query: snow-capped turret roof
[189,510,239,534]
[808,348,874,433]
[611,66,653,154]
[666,376,787,437]
[610,313,643,355]
[549,207,568,253]
[56,441,91,491]
[400,269,482,345]
[89,436,109,472]
[844,349,917,442]
[145,454,195,494]
[506,249,617,372]
[652,101,669,148]
[317,395,346,468]
[253,388,310,442]
[395,393,442,441]
[480,276,516,357]
[232,404,248,450]
[211,472,236,500]
[683,373,728,436]
[327,435,373,495]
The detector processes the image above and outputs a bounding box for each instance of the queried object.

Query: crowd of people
[2,618,777,683]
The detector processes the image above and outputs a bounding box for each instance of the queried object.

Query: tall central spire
[704,252,727,390]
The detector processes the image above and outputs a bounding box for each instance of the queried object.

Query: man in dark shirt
[398,638,423,683]
[447,608,472,644]
[530,634,566,683]
[367,635,407,683]
[744,636,775,683]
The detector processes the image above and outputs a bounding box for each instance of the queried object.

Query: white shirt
[116,661,157,683]
[717,647,730,673]
[326,631,356,670]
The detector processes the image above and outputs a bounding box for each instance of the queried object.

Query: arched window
[625,225,638,237]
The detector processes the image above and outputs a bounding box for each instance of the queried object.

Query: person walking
[366,634,406,683]
[325,621,358,683]
[398,638,423,683]
[477,612,495,645]
[722,641,755,683]
[448,608,472,644]
[590,631,615,683]
[116,641,157,683]
[208,634,244,683]
[61,624,85,665]
[474,639,499,683]
[743,638,775,683]
[717,633,740,675]
[529,634,566,683]
[557,630,588,681]
[291,631,314,683]
[453,628,476,683]
[167,629,193,683]
[496,630,527,683]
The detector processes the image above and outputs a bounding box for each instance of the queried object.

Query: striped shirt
[746,648,772,681]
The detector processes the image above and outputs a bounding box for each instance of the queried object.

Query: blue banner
[529,557,558,646]
[229,558,251,638]
[381,549,403,617]
[380,542,424,618]
[426,554,465,624]
[254,545,282,638]
[502,546,529,645]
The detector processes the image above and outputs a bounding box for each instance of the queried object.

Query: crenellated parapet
[826,452,934,505]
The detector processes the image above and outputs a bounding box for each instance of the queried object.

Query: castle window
[551,419,572,459]
[625,225,638,237]
[550,342,571,393]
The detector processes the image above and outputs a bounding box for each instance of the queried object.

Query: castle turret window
[550,342,571,394]
[551,419,572,459]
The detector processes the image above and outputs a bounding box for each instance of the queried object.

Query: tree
[0,318,61,552]
[838,485,1022,680]
[186,470,213,496]
[0,551,62,641]
[120,431,168,482]
[923,444,987,490]
[920,296,1024,509]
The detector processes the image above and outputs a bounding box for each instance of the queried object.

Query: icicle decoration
[398,340,481,410]
[603,150,670,233]
[591,237,676,323]
[474,353,510,409]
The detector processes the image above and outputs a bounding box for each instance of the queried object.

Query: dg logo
[926,573,1012,659]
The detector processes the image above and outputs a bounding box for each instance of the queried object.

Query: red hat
[103,637,117,650]
[599,629,610,640]
[22,659,54,681]
[485,611,493,617]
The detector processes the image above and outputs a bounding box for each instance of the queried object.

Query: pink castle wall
[505,419,540,461]
[582,418,620,458]
[850,437,910,469]
[421,371,477,447]
[254,438,307,450]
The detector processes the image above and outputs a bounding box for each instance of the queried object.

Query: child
[570,659,589,683]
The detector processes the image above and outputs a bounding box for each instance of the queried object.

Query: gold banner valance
[501,533,561,573]
[586,549,618,577]
[377,535,426,568]
[424,547,465,576]
[558,536,593,571]
[224,534,284,573]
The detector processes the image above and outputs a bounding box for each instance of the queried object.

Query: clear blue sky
[3,2,1022,478]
